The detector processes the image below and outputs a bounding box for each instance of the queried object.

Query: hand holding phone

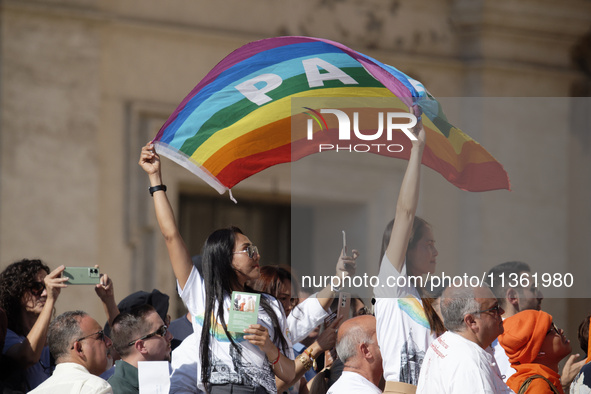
[336,292,351,324]
[63,267,100,285]
[338,230,358,274]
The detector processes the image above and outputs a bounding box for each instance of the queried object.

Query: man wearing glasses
[29,310,114,394]
[416,285,513,394]
[107,304,173,394]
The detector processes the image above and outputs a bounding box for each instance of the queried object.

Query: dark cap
[104,289,170,337]
[117,289,170,322]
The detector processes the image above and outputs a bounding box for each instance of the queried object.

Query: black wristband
[149,184,167,196]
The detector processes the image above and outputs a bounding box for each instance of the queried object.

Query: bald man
[327,315,383,394]
[416,285,512,394]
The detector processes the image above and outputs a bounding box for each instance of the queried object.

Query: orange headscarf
[498,310,552,365]
[507,364,563,394]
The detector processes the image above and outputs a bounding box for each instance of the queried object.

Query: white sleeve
[373,254,413,298]
[288,296,329,344]
[177,266,206,319]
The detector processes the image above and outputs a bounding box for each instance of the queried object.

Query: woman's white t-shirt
[373,255,436,385]
[179,266,292,393]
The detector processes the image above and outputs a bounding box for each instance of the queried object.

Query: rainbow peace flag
[153,36,510,194]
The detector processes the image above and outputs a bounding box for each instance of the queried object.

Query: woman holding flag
[140,143,295,394]
[373,115,445,393]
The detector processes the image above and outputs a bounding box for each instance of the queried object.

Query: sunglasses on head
[127,325,168,347]
[29,281,45,296]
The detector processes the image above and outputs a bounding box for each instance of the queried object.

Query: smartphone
[342,230,354,270]
[324,311,337,326]
[63,267,100,285]
[336,292,351,325]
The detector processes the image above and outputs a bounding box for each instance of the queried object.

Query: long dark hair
[200,226,289,389]
[0,259,50,336]
[380,217,446,336]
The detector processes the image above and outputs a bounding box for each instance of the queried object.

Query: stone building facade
[1,0,590,341]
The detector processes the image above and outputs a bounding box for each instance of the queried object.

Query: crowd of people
[1,120,590,394]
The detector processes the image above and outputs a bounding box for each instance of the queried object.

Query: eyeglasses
[128,325,168,347]
[233,245,259,259]
[70,330,107,349]
[356,307,371,316]
[547,322,560,335]
[278,296,298,307]
[472,304,502,316]
[29,281,45,296]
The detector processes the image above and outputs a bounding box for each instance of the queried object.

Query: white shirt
[571,362,591,394]
[287,296,329,344]
[416,331,514,394]
[327,371,382,394]
[28,363,113,394]
[374,255,436,384]
[169,287,328,393]
[492,336,516,382]
[179,266,291,393]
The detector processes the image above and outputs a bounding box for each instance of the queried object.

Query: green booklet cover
[228,291,260,332]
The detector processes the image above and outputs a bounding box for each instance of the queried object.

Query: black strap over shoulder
[517,374,560,394]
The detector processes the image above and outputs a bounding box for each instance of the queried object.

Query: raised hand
[139,142,161,176]
[94,272,115,303]
[316,316,343,352]
[411,118,426,149]
[44,265,68,302]
[335,248,359,280]
[560,353,586,388]
[244,324,275,355]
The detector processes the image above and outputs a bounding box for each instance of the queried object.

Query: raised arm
[5,265,67,367]
[385,119,426,272]
[139,143,193,289]
[315,248,358,310]
[94,273,119,326]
